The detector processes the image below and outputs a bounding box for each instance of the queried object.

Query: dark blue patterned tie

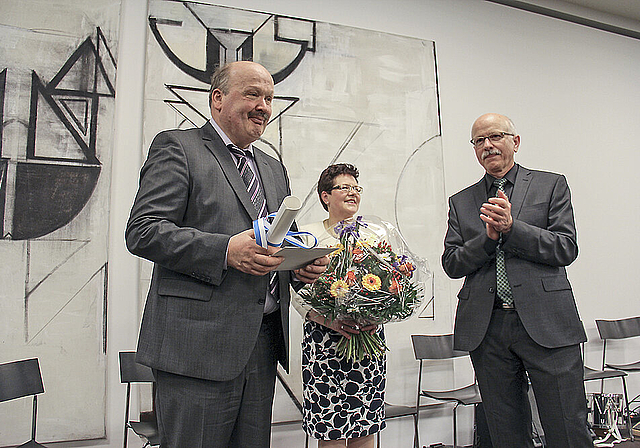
[493,178,513,306]
[229,146,279,302]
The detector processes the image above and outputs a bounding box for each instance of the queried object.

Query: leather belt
[494,302,515,310]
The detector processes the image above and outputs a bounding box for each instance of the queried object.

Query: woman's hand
[294,255,330,284]
[306,311,378,338]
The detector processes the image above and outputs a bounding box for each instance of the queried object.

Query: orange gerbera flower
[362,274,381,291]
[398,262,415,276]
[352,247,366,263]
[345,270,357,286]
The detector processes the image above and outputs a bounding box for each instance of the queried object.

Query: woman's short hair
[317,163,359,211]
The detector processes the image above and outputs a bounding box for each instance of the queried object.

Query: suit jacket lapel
[510,165,532,219]
[471,178,487,227]
[201,122,258,220]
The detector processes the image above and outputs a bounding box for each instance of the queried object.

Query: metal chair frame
[412,334,482,448]
[376,401,420,447]
[595,316,640,441]
[0,358,48,448]
[118,351,160,448]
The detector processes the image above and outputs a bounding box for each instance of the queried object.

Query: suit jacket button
[258,299,265,305]
[488,287,495,293]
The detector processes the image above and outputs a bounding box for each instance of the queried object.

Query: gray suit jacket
[442,165,586,351]
[126,122,293,381]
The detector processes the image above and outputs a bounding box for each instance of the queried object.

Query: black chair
[595,316,640,440]
[583,365,630,439]
[412,334,481,448]
[597,316,640,375]
[0,358,48,447]
[118,351,160,448]
[376,401,419,447]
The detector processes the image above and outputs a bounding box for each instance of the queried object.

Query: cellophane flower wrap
[299,215,429,361]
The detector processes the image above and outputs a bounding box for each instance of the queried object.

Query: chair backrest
[595,316,640,341]
[411,334,469,361]
[119,351,158,448]
[119,351,155,384]
[0,358,44,403]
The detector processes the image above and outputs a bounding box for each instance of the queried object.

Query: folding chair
[376,401,419,447]
[595,316,640,440]
[118,351,160,448]
[412,334,481,448]
[0,358,48,447]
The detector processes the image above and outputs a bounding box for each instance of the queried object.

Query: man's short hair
[208,64,233,108]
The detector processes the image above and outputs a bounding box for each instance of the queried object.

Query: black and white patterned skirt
[301,320,386,440]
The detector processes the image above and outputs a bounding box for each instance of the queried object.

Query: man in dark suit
[442,113,592,447]
[126,61,328,448]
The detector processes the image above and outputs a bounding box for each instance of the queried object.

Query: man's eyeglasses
[331,184,363,194]
[470,132,514,148]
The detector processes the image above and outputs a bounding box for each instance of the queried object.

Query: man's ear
[211,88,223,111]
[513,134,521,152]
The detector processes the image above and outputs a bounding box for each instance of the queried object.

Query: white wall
[77,0,640,447]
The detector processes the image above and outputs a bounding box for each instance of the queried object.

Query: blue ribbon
[253,213,318,249]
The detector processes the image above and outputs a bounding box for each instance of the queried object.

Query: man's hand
[227,229,283,275]
[480,190,513,240]
[294,255,330,284]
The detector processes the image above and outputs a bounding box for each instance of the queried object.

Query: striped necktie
[229,146,279,306]
[229,146,267,218]
[493,178,513,307]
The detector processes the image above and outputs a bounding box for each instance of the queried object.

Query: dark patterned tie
[229,146,267,218]
[493,178,513,306]
[229,146,279,303]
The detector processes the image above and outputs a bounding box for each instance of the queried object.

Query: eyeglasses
[331,184,363,194]
[470,132,514,148]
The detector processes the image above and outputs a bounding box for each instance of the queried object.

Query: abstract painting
[0,0,119,443]
[144,0,445,416]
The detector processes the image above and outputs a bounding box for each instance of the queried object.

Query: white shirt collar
[209,118,255,156]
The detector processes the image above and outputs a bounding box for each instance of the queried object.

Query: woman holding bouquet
[294,163,385,448]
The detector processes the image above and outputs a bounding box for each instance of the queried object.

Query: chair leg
[31,395,38,442]
[123,384,131,448]
[453,404,459,448]
[622,377,634,441]
[413,414,419,448]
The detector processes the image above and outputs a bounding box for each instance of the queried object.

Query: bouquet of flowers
[299,215,429,361]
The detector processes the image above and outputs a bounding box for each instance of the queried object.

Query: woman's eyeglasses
[330,184,363,194]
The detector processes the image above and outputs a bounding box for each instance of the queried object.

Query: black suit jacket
[442,165,586,351]
[126,122,292,381]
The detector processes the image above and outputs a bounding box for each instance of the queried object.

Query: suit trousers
[154,311,282,448]
[470,309,593,448]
